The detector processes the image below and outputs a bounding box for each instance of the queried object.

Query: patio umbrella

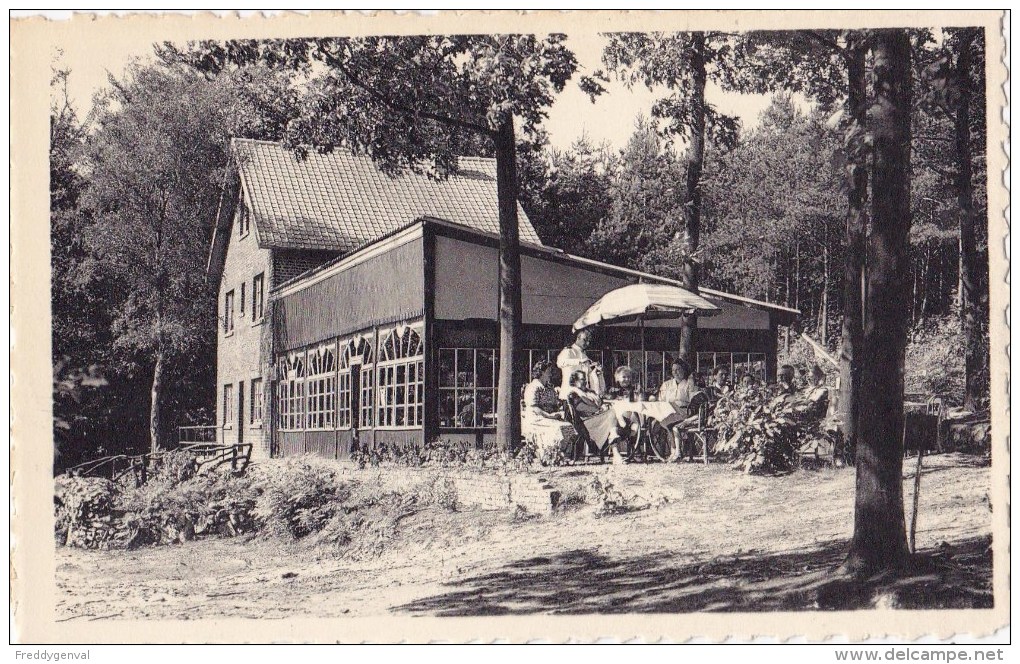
[572,283,721,387]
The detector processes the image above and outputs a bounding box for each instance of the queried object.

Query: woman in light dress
[521,360,577,457]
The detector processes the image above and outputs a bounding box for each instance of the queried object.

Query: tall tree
[522,135,615,254]
[838,32,868,466]
[591,32,740,365]
[701,97,844,323]
[727,28,871,455]
[946,28,988,410]
[80,65,232,452]
[588,118,684,271]
[845,29,913,574]
[163,36,580,452]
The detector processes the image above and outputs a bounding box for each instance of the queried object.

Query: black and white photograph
[11,9,1009,645]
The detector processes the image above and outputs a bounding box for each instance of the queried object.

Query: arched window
[376,323,424,428]
[278,351,306,431]
[306,342,337,430]
[338,335,374,429]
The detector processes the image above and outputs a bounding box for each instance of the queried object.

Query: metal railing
[178,425,219,445]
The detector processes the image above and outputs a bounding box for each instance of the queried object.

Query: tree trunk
[845,29,913,575]
[954,28,984,411]
[838,35,867,467]
[935,246,943,312]
[911,252,918,325]
[920,245,930,314]
[821,242,829,346]
[493,119,523,452]
[794,241,801,311]
[150,341,165,453]
[678,31,707,366]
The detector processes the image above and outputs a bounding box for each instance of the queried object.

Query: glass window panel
[456,349,475,387]
[456,391,475,428]
[477,389,494,427]
[477,349,495,388]
[439,390,456,427]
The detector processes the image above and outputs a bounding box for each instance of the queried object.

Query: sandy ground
[55,453,993,620]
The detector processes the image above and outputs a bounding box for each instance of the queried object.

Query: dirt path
[56,454,993,619]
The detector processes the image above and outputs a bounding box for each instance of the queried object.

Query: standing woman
[556,328,604,399]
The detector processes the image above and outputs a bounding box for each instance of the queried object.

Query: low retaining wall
[446,472,561,513]
[336,465,561,513]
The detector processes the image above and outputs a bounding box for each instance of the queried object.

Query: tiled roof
[231,138,542,252]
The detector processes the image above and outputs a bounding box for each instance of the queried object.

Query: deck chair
[563,397,606,464]
[680,392,715,465]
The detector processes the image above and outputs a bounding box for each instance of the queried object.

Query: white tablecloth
[610,400,684,428]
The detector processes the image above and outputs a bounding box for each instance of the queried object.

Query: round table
[608,400,685,461]
[610,399,685,428]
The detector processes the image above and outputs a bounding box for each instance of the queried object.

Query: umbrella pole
[640,315,646,393]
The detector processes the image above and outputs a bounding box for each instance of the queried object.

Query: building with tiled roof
[208,138,540,280]
[210,138,798,460]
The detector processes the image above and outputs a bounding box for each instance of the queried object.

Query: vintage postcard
[10,10,1010,644]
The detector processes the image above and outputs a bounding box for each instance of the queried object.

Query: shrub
[711,388,802,474]
[117,466,259,547]
[150,449,198,485]
[905,315,967,405]
[249,457,352,539]
[351,438,544,473]
[54,475,120,548]
[419,476,459,512]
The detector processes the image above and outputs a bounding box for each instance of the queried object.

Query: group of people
[520,328,834,465]
[775,363,831,420]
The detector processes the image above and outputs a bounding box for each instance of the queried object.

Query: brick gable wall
[216,209,345,458]
[216,204,275,458]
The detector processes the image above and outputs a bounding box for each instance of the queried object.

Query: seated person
[707,366,731,401]
[737,372,758,393]
[605,365,641,402]
[775,364,798,396]
[659,360,700,462]
[562,369,627,464]
[521,360,576,456]
[794,364,830,420]
[658,360,697,416]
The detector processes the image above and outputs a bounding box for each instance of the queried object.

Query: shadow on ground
[395,536,992,615]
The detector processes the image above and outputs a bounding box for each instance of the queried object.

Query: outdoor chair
[680,394,715,465]
[563,397,606,464]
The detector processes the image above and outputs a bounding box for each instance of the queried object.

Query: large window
[250,377,263,426]
[278,351,305,431]
[377,324,424,428]
[439,348,498,428]
[306,343,337,430]
[222,384,234,426]
[338,336,374,429]
[696,352,767,384]
[224,290,235,334]
[252,273,264,322]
